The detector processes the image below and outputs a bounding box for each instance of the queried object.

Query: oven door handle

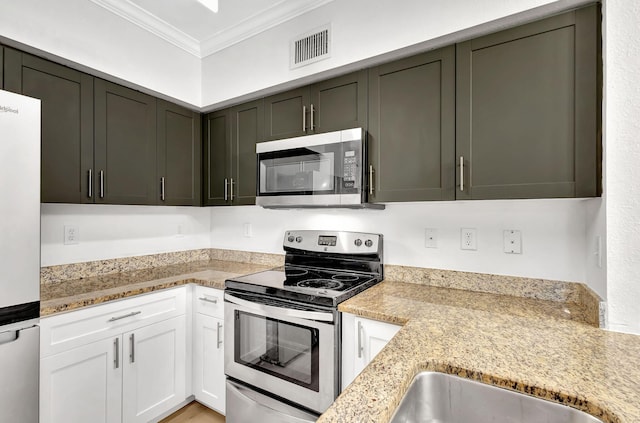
[225,293,334,323]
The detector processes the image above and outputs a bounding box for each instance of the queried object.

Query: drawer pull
[198,297,218,304]
[108,311,141,322]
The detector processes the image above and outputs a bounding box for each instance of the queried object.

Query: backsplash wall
[40,203,211,267]
[210,199,603,297]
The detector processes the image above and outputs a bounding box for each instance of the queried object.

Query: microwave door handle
[225,293,333,322]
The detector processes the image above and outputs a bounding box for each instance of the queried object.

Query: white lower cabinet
[341,313,401,391]
[192,286,225,414]
[40,336,122,423]
[40,288,188,423]
[122,315,186,423]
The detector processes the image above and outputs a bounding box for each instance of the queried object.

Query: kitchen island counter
[319,280,640,423]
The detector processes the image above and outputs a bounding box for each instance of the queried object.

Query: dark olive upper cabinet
[157,100,201,206]
[456,5,600,200]
[368,47,456,202]
[264,70,367,140]
[4,49,94,203]
[94,79,157,205]
[0,47,4,89]
[204,100,264,206]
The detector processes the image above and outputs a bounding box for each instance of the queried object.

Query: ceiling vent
[291,25,331,69]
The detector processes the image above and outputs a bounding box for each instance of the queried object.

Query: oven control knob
[287,235,295,243]
[295,236,303,243]
[365,239,373,248]
[354,239,362,247]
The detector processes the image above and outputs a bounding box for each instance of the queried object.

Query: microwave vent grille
[291,25,331,68]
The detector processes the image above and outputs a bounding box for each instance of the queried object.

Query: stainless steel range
[224,230,383,422]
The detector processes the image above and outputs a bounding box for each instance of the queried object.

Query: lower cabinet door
[40,336,122,423]
[193,313,225,413]
[122,315,187,423]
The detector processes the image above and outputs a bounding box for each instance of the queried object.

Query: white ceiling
[89,0,334,58]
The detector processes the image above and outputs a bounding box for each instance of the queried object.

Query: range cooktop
[225,230,384,308]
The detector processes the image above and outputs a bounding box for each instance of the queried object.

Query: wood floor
[159,402,225,423]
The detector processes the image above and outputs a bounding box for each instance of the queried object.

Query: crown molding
[89,0,335,59]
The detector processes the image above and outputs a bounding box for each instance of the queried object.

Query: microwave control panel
[343,150,358,189]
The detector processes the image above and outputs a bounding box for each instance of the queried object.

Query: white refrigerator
[0,89,41,422]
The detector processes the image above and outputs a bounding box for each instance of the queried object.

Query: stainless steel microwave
[256,128,382,208]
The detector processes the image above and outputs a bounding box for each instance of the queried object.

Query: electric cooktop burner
[225,230,384,307]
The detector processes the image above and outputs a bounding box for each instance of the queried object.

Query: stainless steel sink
[389,372,602,423]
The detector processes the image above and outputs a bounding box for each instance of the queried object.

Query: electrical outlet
[424,228,437,248]
[64,225,79,245]
[503,230,522,254]
[460,228,477,250]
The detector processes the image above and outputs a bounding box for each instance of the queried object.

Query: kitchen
[1,0,639,422]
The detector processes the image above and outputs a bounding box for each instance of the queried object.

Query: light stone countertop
[40,259,272,316]
[317,281,640,423]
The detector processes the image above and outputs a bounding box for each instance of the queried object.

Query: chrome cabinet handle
[160,177,166,201]
[302,105,307,132]
[114,338,119,369]
[88,169,93,199]
[129,334,135,363]
[224,178,229,201]
[459,156,464,192]
[357,321,364,358]
[99,170,105,198]
[230,178,235,201]
[199,296,218,304]
[216,322,223,349]
[108,311,141,322]
[369,165,374,196]
[310,104,315,131]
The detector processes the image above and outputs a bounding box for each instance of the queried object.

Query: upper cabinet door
[263,87,310,140]
[456,5,600,200]
[157,100,201,206]
[94,79,157,205]
[204,109,232,206]
[231,99,263,206]
[0,47,4,89]
[368,46,456,202]
[310,70,368,134]
[4,49,94,204]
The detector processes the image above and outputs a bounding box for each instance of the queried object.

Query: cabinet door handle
[357,321,364,358]
[114,338,119,369]
[459,156,464,192]
[217,322,223,349]
[99,170,105,199]
[108,311,141,322]
[230,178,235,201]
[310,104,315,131]
[224,178,229,201]
[88,169,93,199]
[368,165,374,196]
[302,105,307,132]
[129,334,135,363]
[160,177,166,201]
[198,296,218,304]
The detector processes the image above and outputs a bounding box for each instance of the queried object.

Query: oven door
[224,292,337,414]
[256,128,363,207]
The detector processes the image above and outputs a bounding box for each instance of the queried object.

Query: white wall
[209,200,591,285]
[41,204,211,267]
[603,0,640,335]
[201,0,593,108]
[0,0,201,107]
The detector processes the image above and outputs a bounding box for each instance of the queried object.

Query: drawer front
[41,287,186,357]
[193,286,224,318]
